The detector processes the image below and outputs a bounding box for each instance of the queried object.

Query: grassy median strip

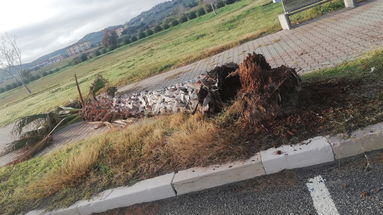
[0,48,382,215]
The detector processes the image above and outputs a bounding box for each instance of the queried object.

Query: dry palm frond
[13,113,53,136]
[10,118,67,165]
[10,106,81,154]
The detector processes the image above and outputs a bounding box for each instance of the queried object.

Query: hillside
[78,25,123,45]
[123,0,199,35]
[22,0,198,71]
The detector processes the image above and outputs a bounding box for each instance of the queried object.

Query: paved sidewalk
[1,0,382,165]
[120,0,383,93]
[37,122,108,156]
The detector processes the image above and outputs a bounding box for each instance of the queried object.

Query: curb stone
[25,122,383,215]
[260,136,335,174]
[328,122,383,159]
[29,173,176,215]
[173,153,265,195]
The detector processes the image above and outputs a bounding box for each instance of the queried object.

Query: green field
[0,0,345,126]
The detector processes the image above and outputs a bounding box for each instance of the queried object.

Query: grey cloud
[9,0,168,62]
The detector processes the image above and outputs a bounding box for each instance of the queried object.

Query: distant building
[115,27,124,37]
[33,54,66,70]
[66,41,92,56]
[48,54,65,64]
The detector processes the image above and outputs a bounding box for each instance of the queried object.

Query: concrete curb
[327,122,383,160]
[173,153,265,195]
[27,122,383,215]
[260,136,335,175]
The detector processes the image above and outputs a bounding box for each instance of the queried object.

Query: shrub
[187,11,197,19]
[146,29,154,36]
[30,75,37,81]
[131,36,138,42]
[179,15,188,23]
[162,23,170,29]
[100,48,107,54]
[71,54,87,65]
[139,31,146,39]
[317,0,344,14]
[216,0,226,8]
[5,84,13,90]
[0,88,4,93]
[171,19,180,26]
[80,53,88,62]
[42,71,48,76]
[11,82,18,88]
[225,0,236,4]
[154,25,163,33]
[205,4,213,12]
[197,7,206,16]
[124,37,131,44]
[164,17,175,24]
[95,49,101,56]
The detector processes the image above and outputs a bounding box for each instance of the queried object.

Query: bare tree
[0,33,32,94]
[203,0,217,15]
[102,30,118,50]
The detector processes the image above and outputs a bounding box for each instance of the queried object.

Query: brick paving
[36,122,108,156]
[1,0,383,166]
[120,0,383,93]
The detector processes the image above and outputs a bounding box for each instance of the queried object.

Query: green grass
[289,0,345,24]
[303,49,383,81]
[0,0,347,127]
[0,48,382,215]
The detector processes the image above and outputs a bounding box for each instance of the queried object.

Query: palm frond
[9,106,81,158]
[13,113,50,136]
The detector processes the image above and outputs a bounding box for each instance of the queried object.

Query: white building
[66,41,92,56]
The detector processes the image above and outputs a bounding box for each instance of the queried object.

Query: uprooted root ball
[230,53,301,129]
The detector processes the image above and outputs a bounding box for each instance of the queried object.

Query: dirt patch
[230,77,382,152]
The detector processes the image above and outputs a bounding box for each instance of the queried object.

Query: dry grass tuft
[26,140,104,199]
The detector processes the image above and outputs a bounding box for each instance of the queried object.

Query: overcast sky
[0,0,168,63]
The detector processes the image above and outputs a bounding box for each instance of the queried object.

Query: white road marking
[306,175,340,215]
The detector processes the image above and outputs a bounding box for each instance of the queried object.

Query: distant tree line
[99,0,241,51]
[0,67,64,93]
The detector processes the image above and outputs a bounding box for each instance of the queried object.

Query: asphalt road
[98,150,383,215]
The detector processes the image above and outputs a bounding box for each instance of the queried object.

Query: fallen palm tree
[81,53,300,127]
[7,53,300,164]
